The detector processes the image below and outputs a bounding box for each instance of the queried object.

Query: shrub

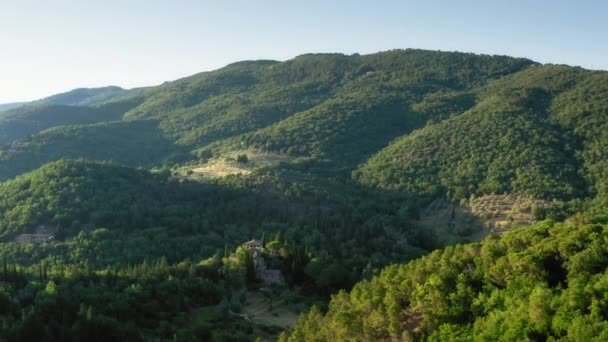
[236,154,249,163]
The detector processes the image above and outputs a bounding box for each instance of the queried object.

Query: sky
[0,0,606,103]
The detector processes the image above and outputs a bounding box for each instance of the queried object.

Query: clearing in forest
[239,290,300,330]
[186,150,290,179]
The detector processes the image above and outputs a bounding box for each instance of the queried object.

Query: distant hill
[0,102,26,113]
[0,86,129,113]
[0,120,185,180]
[31,86,127,107]
[0,104,126,145]
[123,50,533,149]
[0,86,150,142]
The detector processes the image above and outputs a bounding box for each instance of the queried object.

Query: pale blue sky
[0,0,606,103]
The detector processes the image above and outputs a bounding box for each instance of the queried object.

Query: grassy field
[181,149,291,179]
[239,289,301,330]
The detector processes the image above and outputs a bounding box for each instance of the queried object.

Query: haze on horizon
[1,0,606,103]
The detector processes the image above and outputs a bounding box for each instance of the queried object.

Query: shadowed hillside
[0,104,126,145]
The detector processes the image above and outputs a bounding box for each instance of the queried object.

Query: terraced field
[417,194,549,243]
[469,194,548,233]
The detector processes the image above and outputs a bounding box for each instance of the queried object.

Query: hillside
[0,50,535,180]
[0,159,440,290]
[283,221,608,341]
[355,65,608,208]
[0,86,130,113]
[1,51,606,244]
[0,102,26,112]
[32,86,127,107]
[0,120,188,180]
[0,104,127,145]
[196,51,533,166]
[0,159,277,265]
[0,158,440,340]
[0,49,608,340]
[0,159,201,239]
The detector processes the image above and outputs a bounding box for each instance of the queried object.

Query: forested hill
[0,104,126,145]
[0,102,25,112]
[355,65,608,208]
[31,86,127,107]
[1,49,608,340]
[283,221,608,341]
[1,50,607,214]
[0,158,436,339]
[0,50,536,180]
[0,86,129,113]
[0,159,188,240]
[0,158,431,291]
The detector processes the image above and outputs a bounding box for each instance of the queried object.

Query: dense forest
[283,221,608,341]
[0,49,607,340]
[355,65,608,206]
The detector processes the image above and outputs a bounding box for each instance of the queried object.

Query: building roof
[242,239,263,247]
